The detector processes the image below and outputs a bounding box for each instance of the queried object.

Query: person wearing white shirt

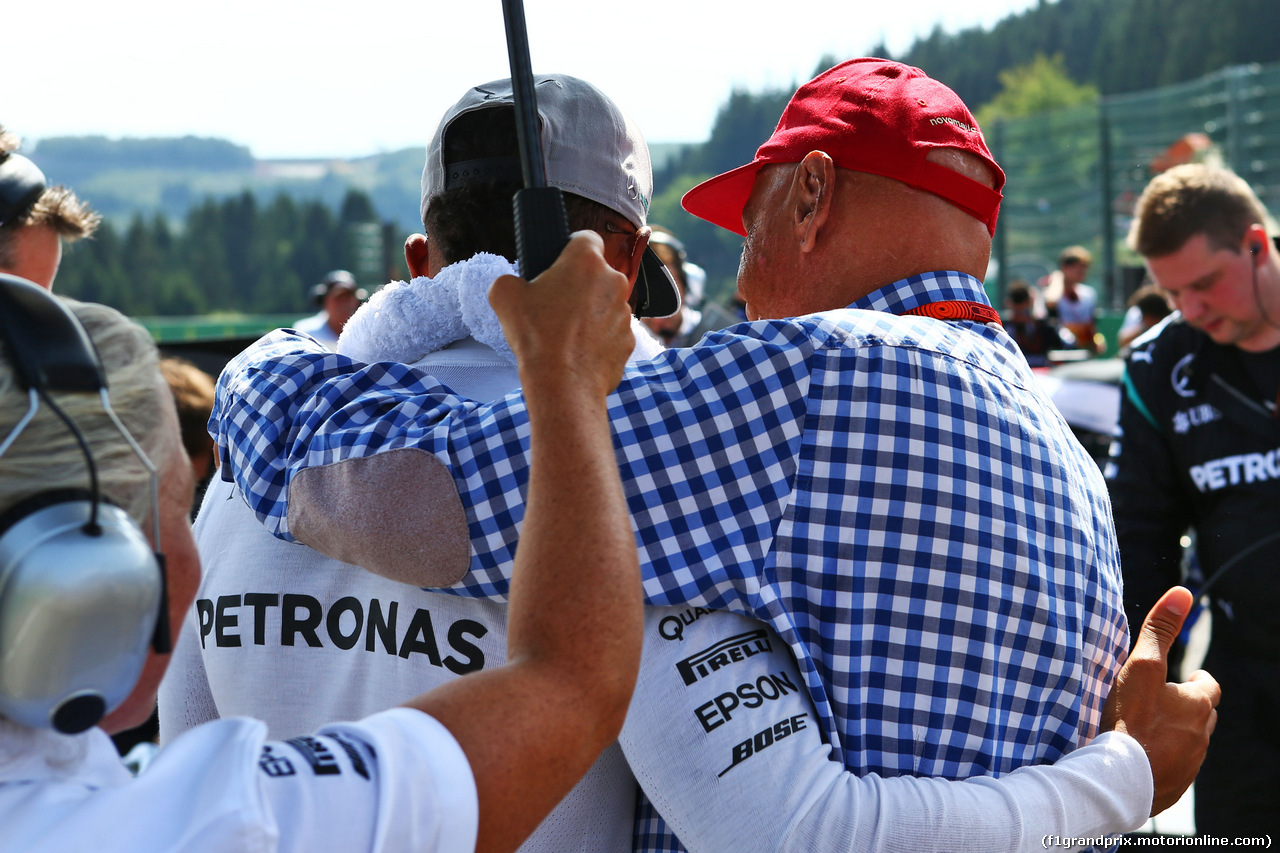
[0,257,644,853]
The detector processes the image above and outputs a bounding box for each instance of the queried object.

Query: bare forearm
[404,233,641,853]
[510,381,641,695]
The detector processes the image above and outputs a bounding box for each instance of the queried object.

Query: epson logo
[676,630,773,686]
[694,671,801,733]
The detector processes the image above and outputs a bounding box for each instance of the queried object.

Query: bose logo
[719,713,809,777]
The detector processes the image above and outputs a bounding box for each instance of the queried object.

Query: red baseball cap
[682,58,1005,236]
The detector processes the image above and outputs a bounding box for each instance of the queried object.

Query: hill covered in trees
[40,0,1280,316]
[55,190,398,318]
[651,0,1280,304]
[885,0,1280,112]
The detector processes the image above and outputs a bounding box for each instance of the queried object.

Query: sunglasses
[0,152,47,228]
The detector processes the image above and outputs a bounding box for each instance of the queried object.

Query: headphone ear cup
[0,498,161,734]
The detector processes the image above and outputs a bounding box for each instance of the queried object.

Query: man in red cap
[682,58,1002,319]
[210,59,1219,847]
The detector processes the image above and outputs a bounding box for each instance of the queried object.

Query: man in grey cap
[160,74,679,853]
[293,269,367,351]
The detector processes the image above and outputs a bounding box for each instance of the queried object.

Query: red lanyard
[900,301,1002,327]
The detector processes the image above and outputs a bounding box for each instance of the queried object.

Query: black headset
[0,151,47,227]
[0,273,170,735]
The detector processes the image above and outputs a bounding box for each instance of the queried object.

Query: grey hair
[0,299,177,526]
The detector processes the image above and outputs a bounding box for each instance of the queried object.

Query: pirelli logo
[676,629,773,686]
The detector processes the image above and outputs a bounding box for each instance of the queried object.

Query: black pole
[501,0,571,280]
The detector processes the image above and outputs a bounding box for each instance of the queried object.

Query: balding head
[732,147,997,320]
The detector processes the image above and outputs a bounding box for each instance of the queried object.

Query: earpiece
[0,152,47,227]
[0,273,167,734]
[1251,243,1262,256]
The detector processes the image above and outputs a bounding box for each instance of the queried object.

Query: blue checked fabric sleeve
[632,791,686,853]
[213,271,1128,783]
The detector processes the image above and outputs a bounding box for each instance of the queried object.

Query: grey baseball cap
[421,74,680,319]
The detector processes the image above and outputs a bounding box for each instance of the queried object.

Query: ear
[622,227,650,286]
[792,151,836,254]
[599,224,650,286]
[404,233,434,278]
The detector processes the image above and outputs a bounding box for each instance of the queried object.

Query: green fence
[137,314,300,344]
[989,60,1280,339]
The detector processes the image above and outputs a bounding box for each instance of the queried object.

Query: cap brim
[680,161,763,237]
[634,246,682,319]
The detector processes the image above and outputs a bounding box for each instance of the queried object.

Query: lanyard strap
[900,300,1002,327]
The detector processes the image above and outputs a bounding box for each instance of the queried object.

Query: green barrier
[1096,312,1124,358]
[134,314,301,344]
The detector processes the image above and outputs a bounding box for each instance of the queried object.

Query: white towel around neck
[338,252,664,367]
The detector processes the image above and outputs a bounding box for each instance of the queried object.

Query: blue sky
[9,0,1040,158]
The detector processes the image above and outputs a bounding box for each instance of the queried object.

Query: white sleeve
[781,733,1150,852]
[622,609,1152,853]
[157,479,228,743]
[157,602,220,742]
[83,711,476,853]
[264,709,478,853]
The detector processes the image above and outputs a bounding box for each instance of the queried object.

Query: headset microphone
[0,274,168,735]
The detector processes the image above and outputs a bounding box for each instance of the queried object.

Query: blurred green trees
[54,189,405,317]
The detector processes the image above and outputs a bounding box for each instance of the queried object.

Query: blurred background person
[640,227,702,347]
[158,357,217,489]
[1041,245,1102,353]
[295,269,366,350]
[1003,279,1066,366]
[1117,282,1174,352]
[1107,163,1280,839]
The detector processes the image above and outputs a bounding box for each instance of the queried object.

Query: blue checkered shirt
[213,270,1127,785]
